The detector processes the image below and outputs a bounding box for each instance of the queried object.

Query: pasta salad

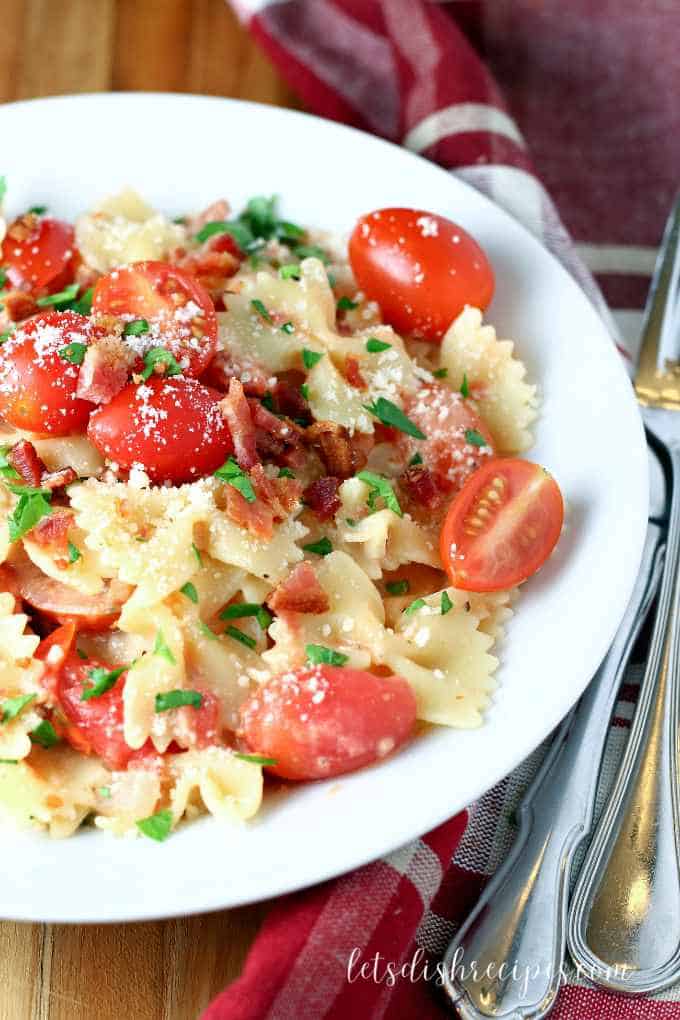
[0,184,562,840]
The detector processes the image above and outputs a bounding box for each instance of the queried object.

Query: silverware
[567,197,680,993]
[439,456,665,1019]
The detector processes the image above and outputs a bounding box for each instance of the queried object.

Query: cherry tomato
[53,653,134,769]
[87,375,233,484]
[400,383,494,492]
[35,622,77,698]
[92,261,218,377]
[349,208,494,341]
[440,458,564,592]
[1,215,75,292]
[0,311,95,435]
[239,665,417,780]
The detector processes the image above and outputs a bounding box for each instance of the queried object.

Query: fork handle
[439,523,663,1019]
[568,443,680,994]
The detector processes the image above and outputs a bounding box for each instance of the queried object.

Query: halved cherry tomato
[440,458,564,592]
[349,208,494,341]
[87,375,233,484]
[35,622,76,698]
[92,261,218,377]
[0,311,96,435]
[399,383,494,492]
[53,653,134,769]
[239,665,417,780]
[1,215,75,292]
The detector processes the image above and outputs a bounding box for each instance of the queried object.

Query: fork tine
[635,194,680,407]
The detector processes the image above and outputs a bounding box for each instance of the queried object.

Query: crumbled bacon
[267,562,330,615]
[8,440,46,488]
[186,200,231,235]
[29,509,74,559]
[304,476,341,521]
[220,379,259,470]
[274,378,312,424]
[76,335,134,404]
[344,356,366,390]
[223,486,274,541]
[203,350,271,397]
[400,465,449,510]
[250,464,303,518]
[304,421,368,479]
[249,399,305,464]
[6,213,39,244]
[0,289,38,325]
[41,467,78,491]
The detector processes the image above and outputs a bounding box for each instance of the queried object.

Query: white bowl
[0,93,647,923]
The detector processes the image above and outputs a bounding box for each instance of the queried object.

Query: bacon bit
[304,476,341,521]
[267,562,330,615]
[344,356,366,390]
[0,289,38,325]
[223,485,274,541]
[219,379,259,470]
[76,335,134,404]
[186,200,231,235]
[274,378,312,423]
[250,464,302,519]
[8,440,46,487]
[41,466,78,491]
[304,421,368,479]
[6,213,39,243]
[203,350,270,397]
[249,400,305,465]
[400,465,449,510]
[30,508,74,557]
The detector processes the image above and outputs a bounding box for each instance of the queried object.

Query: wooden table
[0,3,300,1017]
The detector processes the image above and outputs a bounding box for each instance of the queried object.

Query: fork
[567,196,680,993]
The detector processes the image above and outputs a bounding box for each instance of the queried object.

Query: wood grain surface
[0,3,298,1018]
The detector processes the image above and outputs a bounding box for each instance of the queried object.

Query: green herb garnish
[278,467,295,479]
[302,537,333,557]
[198,621,219,641]
[386,580,410,596]
[302,349,323,370]
[81,665,126,701]
[141,347,182,381]
[306,644,348,666]
[155,690,202,713]
[191,542,203,567]
[225,625,257,650]
[36,282,79,308]
[214,457,256,503]
[280,264,301,280]
[179,581,198,604]
[136,808,172,842]
[280,321,295,335]
[8,490,52,542]
[441,591,453,615]
[0,446,19,480]
[28,205,47,215]
[251,298,272,323]
[123,318,150,337]
[300,383,309,401]
[366,338,392,353]
[408,452,423,467]
[460,373,469,398]
[433,368,448,379]
[59,341,88,365]
[364,397,425,439]
[1,693,36,723]
[405,598,426,615]
[294,244,329,263]
[465,429,488,448]
[30,720,60,748]
[337,296,358,311]
[67,541,81,564]
[220,602,272,630]
[153,630,176,665]
[356,470,402,517]
[234,753,278,766]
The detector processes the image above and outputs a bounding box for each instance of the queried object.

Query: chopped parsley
[1,693,36,723]
[67,287,94,315]
[306,644,348,667]
[36,282,80,308]
[278,467,295,479]
[198,621,219,641]
[408,452,423,467]
[302,349,323,370]
[153,630,176,665]
[220,602,272,630]
[225,625,257,650]
[0,329,15,344]
[76,648,89,661]
[0,177,6,204]
[28,205,47,215]
[302,537,333,557]
[300,383,309,401]
[234,753,277,766]
[356,470,402,517]
[460,373,470,398]
[155,690,202,713]
[0,268,7,289]
[30,720,59,749]
[433,368,448,379]
[386,580,410,596]
[81,665,126,701]
[179,581,198,604]
[280,321,295,334]
[59,341,88,365]
[441,591,453,615]
[251,298,272,323]
[99,786,112,799]
[67,541,81,564]
[136,808,172,842]
[0,447,19,480]
[465,429,488,448]
[141,347,182,381]
[191,542,203,567]
[365,337,392,353]
[363,397,426,439]
[214,457,256,503]
[337,296,358,311]
[0,759,17,765]
[405,598,426,615]
[123,318,150,337]
[294,244,329,263]
[279,264,301,280]
[8,488,52,542]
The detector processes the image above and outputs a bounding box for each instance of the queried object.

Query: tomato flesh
[87,375,234,484]
[1,216,75,292]
[0,311,96,435]
[440,458,564,592]
[349,208,494,341]
[239,665,417,780]
[92,261,218,377]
